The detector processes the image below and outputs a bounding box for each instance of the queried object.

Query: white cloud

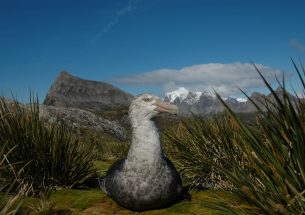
[290,39,305,52]
[115,63,286,97]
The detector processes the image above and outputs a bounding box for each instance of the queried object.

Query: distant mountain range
[164,87,299,116]
[3,71,299,140]
[165,87,248,104]
[43,71,300,118]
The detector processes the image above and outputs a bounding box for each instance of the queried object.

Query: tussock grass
[0,97,97,191]
[164,61,305,214]
[0,141,30,215]
[81,131,129,161]
[163,115,244,190]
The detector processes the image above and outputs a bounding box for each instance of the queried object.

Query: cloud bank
[115,63,286,97]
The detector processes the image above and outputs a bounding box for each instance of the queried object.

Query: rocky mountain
[164,87,247,115]
[164,87,299,116]
[44,71,133,113]
[0,95,127,140]
[39,105,127,140]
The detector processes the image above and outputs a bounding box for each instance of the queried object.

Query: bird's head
[129,94,178,120]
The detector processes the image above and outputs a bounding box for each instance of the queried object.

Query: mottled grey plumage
[100,94,182,211]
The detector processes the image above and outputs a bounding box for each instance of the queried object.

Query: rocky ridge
[44,71,133,113]
[0,96,128,141]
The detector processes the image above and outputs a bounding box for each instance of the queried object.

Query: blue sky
[1,0,305,102]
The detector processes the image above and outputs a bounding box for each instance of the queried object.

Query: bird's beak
[154,100,179,115]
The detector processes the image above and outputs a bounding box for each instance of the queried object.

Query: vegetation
[0,98,97,191]
[163,61,305,214]
[81,131,129,161]
[17,188,230,215]
[0,148,24,215]
[163,115,241,190]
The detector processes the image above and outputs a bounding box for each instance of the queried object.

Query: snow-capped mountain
[165,87,203,104]
[236,98,247,103]
[164,87,299,116]
[164,87,252,115]
[165,87,191,103]
[165,87,247,105]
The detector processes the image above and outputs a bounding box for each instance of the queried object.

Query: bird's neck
[126,117,162,164]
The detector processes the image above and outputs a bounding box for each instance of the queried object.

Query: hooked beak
[154,100,179,115]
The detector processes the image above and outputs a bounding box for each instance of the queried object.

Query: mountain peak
[59,70,71,76]
[164,88,253,115]
[43,72,133,112]
[165,88,219,105]
[165,87,189,102]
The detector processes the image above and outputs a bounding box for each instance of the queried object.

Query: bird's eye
[143,98,151,102]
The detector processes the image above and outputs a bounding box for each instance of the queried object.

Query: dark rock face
[44,71,134,112]
[39,105,127,141]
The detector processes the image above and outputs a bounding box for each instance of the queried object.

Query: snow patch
[165,87,247,105]
[236,98,247,103]
[165,87,189,103]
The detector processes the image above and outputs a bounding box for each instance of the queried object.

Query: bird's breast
[115,162,174,194]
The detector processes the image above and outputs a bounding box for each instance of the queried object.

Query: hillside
[44,71,134,113]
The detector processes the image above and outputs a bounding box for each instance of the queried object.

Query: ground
[20,188,228,215]
[17,160,227,214]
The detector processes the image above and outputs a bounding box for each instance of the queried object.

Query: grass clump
[164,61,305,214]
[163,115,244,190]
[0,97,97,191]
[0,146,27,215]
[82,131,129,161]
[1,140,33,214]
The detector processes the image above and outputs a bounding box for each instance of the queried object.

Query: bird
[99,93,183,211]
